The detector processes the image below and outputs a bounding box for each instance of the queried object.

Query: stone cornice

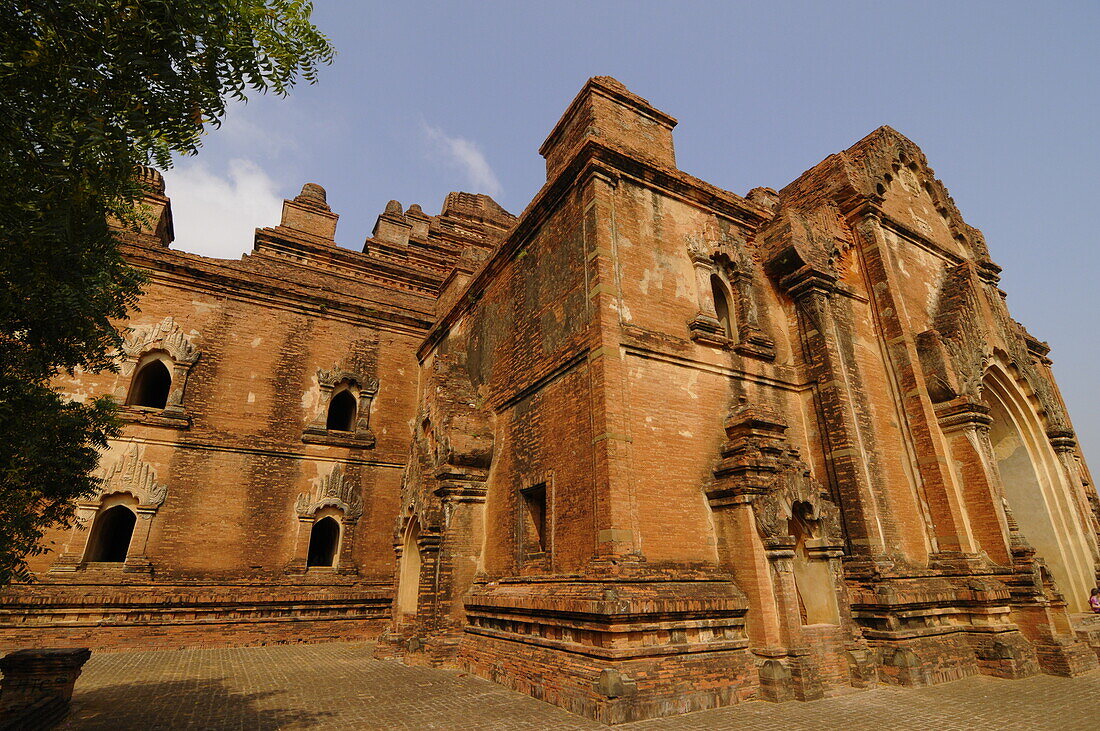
[121,242,435,336]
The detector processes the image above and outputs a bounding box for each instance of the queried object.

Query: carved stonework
[121,317,200,366]
[916,263,990,403]
[114,317,200,426]
[684,226,776,360]
[296,464,363,521]
[753,464,841,546]
[93,444,168,508]
[707,407,841,548]
[317,368,378,394]
[917,262,1071,437]
[302,366,378,448]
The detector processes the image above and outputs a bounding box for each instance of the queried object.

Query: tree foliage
[0,1,333,584]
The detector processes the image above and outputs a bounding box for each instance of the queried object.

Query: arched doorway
[85,504,137,562]
[397,517,422,617]
[307,516,341,567]
[984,369,1094,611]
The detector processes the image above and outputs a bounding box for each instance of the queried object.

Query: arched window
[711,274,734,340]
[326,389,357,432]
[128,358,171,409]
[307,516,341,567]
[84,505,137,562]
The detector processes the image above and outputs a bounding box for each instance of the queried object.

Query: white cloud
[213,102,300,159]
[163,159,283,259]
[422,123,502,197]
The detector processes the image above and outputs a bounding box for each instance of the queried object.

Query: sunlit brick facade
[6,77,1099,723]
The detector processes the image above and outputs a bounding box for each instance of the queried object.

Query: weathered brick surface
[9,77,1100,723]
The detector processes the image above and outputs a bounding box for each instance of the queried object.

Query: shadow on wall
[65,677,336,730]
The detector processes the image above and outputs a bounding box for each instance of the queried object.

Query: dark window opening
[711,275,733,340]
[307,516,340,567]
[326,390,357,431]
[521,483,547,554]
[128,359,171,409]
[85,505,136,562]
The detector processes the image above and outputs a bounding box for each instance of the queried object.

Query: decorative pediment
[918,263,1070,434]
[706,407,841,546]
[122,317,199,364]
[302,365,379,448]
[752,462,841,546]
[296,464,363,520]
[317,367,378,395]
[761,206,841,289]
[917,263,991,403]
[685,224,776,360]
[96,444,168,507]
[685,227,753,275]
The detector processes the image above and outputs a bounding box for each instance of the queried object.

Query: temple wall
[32,275,421,580]
[8,76,1099,721]
[446,192,596,576]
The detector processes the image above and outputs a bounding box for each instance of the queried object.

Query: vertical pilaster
[585,171,643,563]
[49,505,98,572]
[121,507,157,574]
[1048,433,1100,565]
[709,501,783,648]
[935,399,1012,564]
[853,213,973,558]
[337,518,358,575]
[783,270,886,561]
[284,515,313,574]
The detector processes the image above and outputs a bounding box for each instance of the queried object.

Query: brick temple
[6,77,1100,723]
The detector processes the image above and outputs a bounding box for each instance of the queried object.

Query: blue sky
[164,1,1100,473]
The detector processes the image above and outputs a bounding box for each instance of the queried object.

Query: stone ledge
[301,428,376,449]
[117,406,191,429]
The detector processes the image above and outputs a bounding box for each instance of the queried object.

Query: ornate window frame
[286,464,363,575]
[686,233,776,360]
[49,444,168,575]
[302,367,378,448]
[115,317,200,429]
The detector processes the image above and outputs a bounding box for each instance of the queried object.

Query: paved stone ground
[59,642,1100,730]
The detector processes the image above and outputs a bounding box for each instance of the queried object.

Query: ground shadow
[60,677,337,729]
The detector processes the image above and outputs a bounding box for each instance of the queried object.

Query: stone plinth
[457,575,754,724]
[0,647,90,730]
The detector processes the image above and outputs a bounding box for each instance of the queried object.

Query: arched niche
[115,317,200,424]
[307,515,341,568]
[302,369,378,447]
[397,516,422,617]
[326,388,358,432]
[710,273,734,340]
[983,366,1094,611]
[788,501,841,626]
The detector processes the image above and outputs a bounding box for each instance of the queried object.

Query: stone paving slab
[58,641,1100,730]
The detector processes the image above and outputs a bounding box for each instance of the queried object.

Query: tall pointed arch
[983,363,1095,611]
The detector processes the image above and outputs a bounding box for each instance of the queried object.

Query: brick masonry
[6,76,1100,723]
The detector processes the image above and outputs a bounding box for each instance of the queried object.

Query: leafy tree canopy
[0,0,333,584]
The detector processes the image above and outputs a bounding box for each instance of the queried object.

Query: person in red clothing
[1089,587,1100,613]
